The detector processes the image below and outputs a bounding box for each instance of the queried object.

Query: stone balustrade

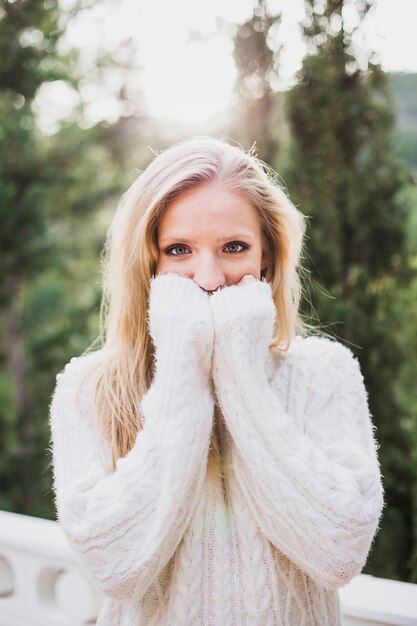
[0,510,101,625]
[1,510,416,626]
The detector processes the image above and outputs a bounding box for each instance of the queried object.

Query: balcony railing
[1,510,416,626]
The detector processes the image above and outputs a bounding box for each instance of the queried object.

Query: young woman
[49,136,384,626]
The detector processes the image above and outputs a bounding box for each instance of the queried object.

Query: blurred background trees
[0,0,126,516]
[230,0,282,165]
[1,0,416,583]
[285,0,413,580]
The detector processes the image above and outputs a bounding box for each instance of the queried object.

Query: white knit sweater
[49,273,384,626]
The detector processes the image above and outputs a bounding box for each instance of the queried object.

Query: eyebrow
[159,232,256,245]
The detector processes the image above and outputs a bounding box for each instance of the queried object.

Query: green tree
[231,0,282,164]
[0,0,124,516]
[389,72,417,176]
[0,0,75,514]
[285,0,414,580]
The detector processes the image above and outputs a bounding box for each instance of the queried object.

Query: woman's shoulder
[55,348,104,379]
[290,334,356,360]
[267,334,359,380]
[49,350,111,472]
[55,348,104,386]
[52,348,105,413]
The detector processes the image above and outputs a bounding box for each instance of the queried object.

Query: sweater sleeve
[49,282,214,603]
[210,282,385,591]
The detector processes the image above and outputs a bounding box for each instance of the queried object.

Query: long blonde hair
[89,136,310,472]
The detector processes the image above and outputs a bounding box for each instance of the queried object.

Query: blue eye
[224,241,248,253]
[165,245,189,256]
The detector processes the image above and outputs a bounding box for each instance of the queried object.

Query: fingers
[237,274,257,286]
[152,272,261,292]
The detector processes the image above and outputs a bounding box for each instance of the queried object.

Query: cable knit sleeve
[210,280,385,591]
[49,275,214,603]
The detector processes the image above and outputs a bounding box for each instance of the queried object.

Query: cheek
[246,247,263,270]
[155,255,192,276]
[155,256,173,274]
[155,247,172,271]
[232,249,263,280]
[155,256,164,272]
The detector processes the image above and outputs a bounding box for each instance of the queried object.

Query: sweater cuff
[149,272,212,323]
[210,280,276,355]
[210,279,275,322]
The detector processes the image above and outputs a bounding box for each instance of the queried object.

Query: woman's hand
[209,276,276,380]
[237,274,258,286]
[148,272,214,379]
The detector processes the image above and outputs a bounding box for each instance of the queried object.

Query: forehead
[158,182,261,235]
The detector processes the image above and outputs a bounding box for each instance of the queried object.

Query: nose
[192,256,226,293]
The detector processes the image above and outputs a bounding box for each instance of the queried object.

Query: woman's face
[155,182,267,292]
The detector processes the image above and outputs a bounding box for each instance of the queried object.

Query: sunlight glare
[37,0,417,133]
[142,37,236,123]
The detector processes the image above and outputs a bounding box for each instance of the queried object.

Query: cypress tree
[286,0,413,580]
[231,0,282,164]
[0,0,75,513]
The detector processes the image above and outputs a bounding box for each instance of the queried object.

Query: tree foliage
[0,0,123,516]
[231,0,282,164]
[285,0,415,580]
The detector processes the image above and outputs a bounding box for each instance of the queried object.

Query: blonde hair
[89,136,310,472]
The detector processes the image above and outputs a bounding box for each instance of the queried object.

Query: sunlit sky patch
[34,0,417,133]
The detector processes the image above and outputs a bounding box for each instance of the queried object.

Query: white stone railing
[0,510,101,625]
[1,510,417,625]
[341,574,417,626]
